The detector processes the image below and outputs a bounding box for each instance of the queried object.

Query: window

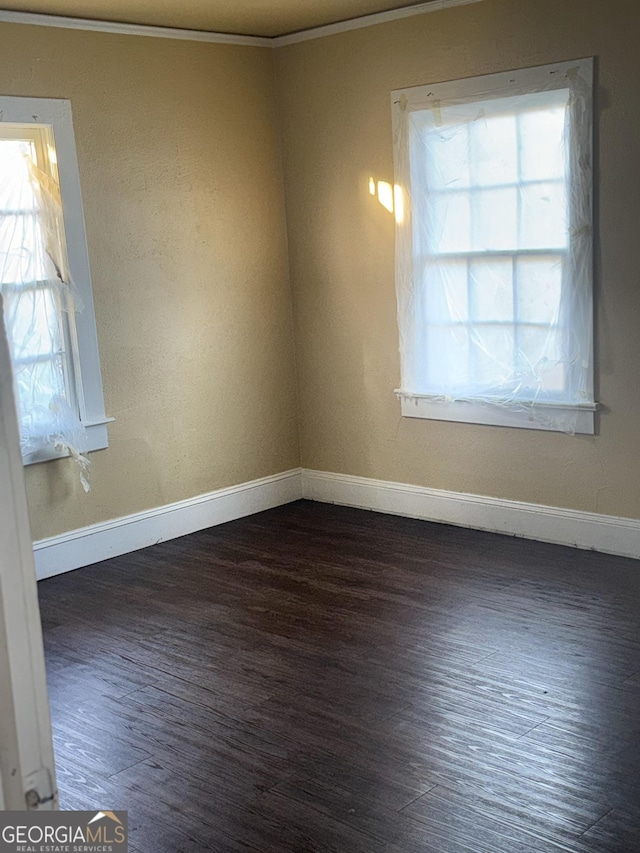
[0,97,110,468]
[392,59,595,433]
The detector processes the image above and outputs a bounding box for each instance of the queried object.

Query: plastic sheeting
[392,60,594,433]
[0,129,90,487]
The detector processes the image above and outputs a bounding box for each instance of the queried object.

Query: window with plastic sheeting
[0,97,110,482]
[391,59,595,434]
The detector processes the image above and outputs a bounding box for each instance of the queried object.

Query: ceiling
[0,0,439,37]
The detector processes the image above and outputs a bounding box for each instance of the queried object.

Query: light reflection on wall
[369,176,403,223]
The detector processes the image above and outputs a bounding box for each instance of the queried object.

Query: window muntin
[392,60,594,434]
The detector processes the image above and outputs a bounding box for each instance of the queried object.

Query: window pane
[520,103,567,182]
[516,255,563,325]
[421,123,471,191]
[520,181,567,250]
[428,192,471,253]
[470,258,513,322]
[0,140,37,212]
[424,258,468,323]
[474,187,518,251]
[425,324,470,391]
[517,327,566,394]
[472,113,518,186]
[14,357,66,418]
[4,287,61,361]
[472,324,515,386]
[0,214,48,284]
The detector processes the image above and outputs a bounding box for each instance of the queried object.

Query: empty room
[0,0,639,850]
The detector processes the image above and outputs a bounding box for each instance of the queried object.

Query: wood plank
[39,500,640,852]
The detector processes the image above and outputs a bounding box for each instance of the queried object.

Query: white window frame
[391,59,595,434]
[0,95,111,463]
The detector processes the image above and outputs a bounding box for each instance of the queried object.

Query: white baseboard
[33,466,640,579]
[33,468,303,580]
[302,469,640,561]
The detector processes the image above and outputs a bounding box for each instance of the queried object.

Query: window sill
[23,417,114,466]
[396,392,595,435]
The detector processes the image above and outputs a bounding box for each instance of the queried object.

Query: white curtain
[393,63,594,433]
[0,135,90,487]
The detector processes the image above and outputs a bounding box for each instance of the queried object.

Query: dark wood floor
[38,500,640,853]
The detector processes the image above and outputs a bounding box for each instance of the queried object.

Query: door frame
[0,307,57,810]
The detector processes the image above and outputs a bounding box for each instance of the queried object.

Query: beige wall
[276,0,640,520]
[5,0,640,542]
[0,23,300,540]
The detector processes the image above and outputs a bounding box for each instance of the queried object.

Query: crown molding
[0,8,271,46]
[0,0,488,47]
[273,0,487,46]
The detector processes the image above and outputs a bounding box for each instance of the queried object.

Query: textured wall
[0,23,300,540]
[276,0,640,519]
[5,0,640,541]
